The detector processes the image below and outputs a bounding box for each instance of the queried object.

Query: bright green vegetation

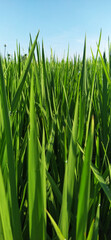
[0,30,111,239]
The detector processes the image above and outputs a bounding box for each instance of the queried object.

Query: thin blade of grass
[91,163,111,202]
[11,30,40,112]
[46,171,62,205]
[46,119,56,170]
[28,71,46,240]
[62,82,71,128]
[59,161,68,239]
[58,94,79,238]
[46,210,66,240]
[87,219,95,240]
[18,43,21,78]
[28,71,39,239]
[98,46,111,84]
[80,35,87,95]
[93,194,101,240]
[102,52,108,148]
[85,30,102,146]
[76,116,94,240]
[40,127,46,240]
[67,94,79,218]
[78,36,86,146]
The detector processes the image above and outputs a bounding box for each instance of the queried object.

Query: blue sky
[0,0,111,59]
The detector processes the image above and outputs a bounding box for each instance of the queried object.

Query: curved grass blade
[67,94,79,217]
[76,116,94,240]
[85,30,102,146]
[87,219,95,240]
[0,57,22,240]
[11,30,40,112]
[98,46,111,84]
[46,170,62,205]
[91,163,111,202]
[46,210,66,240]
[93,195,101,240]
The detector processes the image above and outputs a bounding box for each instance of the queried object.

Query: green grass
[0,31,111,239]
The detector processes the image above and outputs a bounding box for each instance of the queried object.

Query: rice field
[0,30,111,240]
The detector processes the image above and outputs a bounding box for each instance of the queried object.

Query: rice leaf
[76,116,94,240]
[91,163,111,202]
[85,30,102,145]
[28,71,46,240]
[93,195,101,240]
[67,94,79,218]
[0,168,13,240]
[28,71,39,239]
[11,30,40,112]
[80,34,87,96]
[59,161,68,239]
[46,119,56,170]
[62,82,71,128]
[40,127,46,240]
[102,52,108,147]
[46,171,62,205]
[78,36,86,146]
[18,43,21,78]
[87,219,95,240]
[98,46,111,84]
[46,210,66,240]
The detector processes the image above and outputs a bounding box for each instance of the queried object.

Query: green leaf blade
[76,117,94,240]
[11,30,40,113]
[0,168,13,240]
[91,163,111,202]
[46,210,66,240]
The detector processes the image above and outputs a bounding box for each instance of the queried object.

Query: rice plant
[0,30,111,240]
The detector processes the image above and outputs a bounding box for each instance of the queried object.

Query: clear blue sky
[0,0,111,59]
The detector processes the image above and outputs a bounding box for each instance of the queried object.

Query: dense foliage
[0,31,111,240]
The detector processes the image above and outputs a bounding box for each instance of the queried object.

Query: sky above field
[0,0,111,60]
